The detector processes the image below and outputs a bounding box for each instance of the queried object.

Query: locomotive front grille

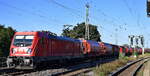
[7,56,33,68]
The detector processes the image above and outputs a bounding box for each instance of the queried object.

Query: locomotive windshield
[13,35,34,47]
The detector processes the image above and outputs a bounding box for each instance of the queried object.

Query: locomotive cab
[7,32,37,69]
[11,35,34,56]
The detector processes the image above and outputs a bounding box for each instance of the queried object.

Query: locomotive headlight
[12,48,17,54]
[27,48,32,54]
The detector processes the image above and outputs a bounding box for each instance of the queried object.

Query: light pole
[85,3,90,40]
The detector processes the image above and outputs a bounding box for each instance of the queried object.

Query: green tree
[38,30,57,36]
[0,25,16,56]
[62,25,73,37]
[61,22,101,41]
[123,44,129,47]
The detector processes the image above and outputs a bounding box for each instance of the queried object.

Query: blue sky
[0,0,150,47]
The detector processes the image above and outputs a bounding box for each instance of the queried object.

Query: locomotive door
[44,38,52,56]
[48,39,52,56]
[45,38,51,56]
[41,37,46,56]
[39,37,50,56]
[51,39,58,56]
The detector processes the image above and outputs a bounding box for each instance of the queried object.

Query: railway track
[0,57,68,76]
[110,57,150,76]
[0,68,33,75]
[0,66,68,76]
[0,64,69,76]
[0,57,149,76]
[0,57,116,76]
[132,59,148,76]
[55,58,117,76]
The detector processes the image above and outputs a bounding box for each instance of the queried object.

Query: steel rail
[132,58,149,76]
[109,57,150,76]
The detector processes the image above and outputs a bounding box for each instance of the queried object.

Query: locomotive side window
[13,35,34,47]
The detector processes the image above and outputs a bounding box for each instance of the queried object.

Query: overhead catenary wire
[88,2,128,32]
[47,0,116,41]
[46,0,84,19]
[0,1,64,25]
[46,0,115,36]
[122,0,148,35]
[92,0,146,38]
[89,5,128,38]
[120,0,143,30]
[121,0,134,17]
[0,0,67,31]
[87,1,130,45]
[66,0,147,45]
[46,0,113,39]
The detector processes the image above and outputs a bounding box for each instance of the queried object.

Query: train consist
[7,31,142,69]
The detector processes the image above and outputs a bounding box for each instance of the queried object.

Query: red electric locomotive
[7,32,83,69]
